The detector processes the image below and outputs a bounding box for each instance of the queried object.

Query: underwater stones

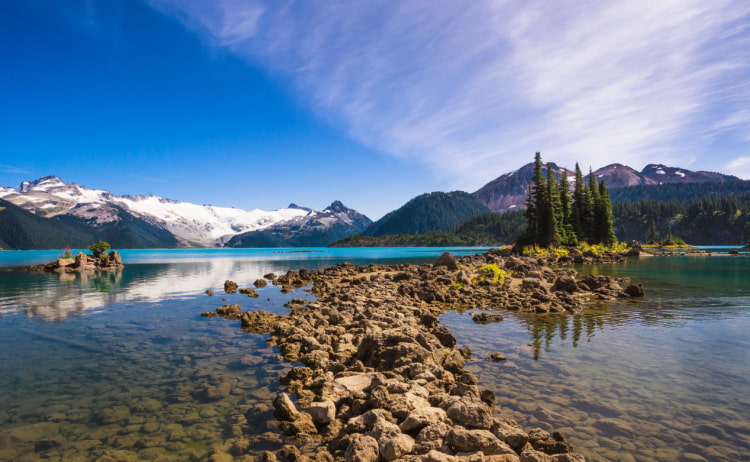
[97,406,130,424]
[472,313,504,324]
[487,352,507,362]
[200,382,232,401]
[239,288,260,298]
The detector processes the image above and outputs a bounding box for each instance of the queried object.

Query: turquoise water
[0,249,749,461]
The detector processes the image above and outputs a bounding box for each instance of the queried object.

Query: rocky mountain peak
[325,200,350,214]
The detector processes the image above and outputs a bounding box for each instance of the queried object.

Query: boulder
[624,283,644,297]
[551,276,578,293]
[273,393,300,421]
[444,397,493,429]
[399,407,449,432]
[345,434,380,462]
[442,350,466,374]
[435,252,459,271]
[108,250,123,266]
[224,280,239,294]
[486,352,507,362]
[446,427,515,455]
[241,310,284,334]
[306,400,336,425]
[216,304,242,320]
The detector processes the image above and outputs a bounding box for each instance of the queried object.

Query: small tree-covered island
[25,240,124,273]
[519,152,616,248]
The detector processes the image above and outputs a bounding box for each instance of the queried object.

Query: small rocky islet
[204,249,644,462]
[21,250,125,273]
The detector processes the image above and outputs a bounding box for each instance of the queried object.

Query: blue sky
[2,0,749,219]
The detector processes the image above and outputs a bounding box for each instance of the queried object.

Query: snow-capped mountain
[226,200,373,247]
[0,176,371,247]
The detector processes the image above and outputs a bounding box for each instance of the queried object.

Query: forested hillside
[0,199,92,249]
[363,191,490,236]
[613,192,750,244]
[609,180,750,203]
[0,199,178,250]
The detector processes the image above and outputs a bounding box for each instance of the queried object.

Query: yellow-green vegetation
[478,263,511,285]
[521,244,550,257]
[451,281,464,289]
[522,242,629,258]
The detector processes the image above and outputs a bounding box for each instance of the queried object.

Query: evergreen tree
[545,162,562,246]
[595,181,617,245]
[571,163,585,239]
[521,153,617,248]
[559,169,576,245]
[522,152,547,245]
[647,220,658,244]
[584,169,600,243]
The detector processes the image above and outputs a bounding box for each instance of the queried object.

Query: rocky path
[207,250,643,462]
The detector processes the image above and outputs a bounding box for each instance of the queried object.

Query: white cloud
[726,156,750,179]
[149,0,750,189]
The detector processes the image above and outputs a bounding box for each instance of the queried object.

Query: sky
[2,0,749,220]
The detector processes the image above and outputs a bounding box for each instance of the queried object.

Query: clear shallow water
[0,249,749,461]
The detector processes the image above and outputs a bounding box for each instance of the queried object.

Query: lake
[0,248,748,461]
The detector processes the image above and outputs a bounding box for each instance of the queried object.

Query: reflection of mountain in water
[1,259,300,321]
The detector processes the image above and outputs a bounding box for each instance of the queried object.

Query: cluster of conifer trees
[521,152,616,247]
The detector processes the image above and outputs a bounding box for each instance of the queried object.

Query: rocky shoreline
[205,250,644,462]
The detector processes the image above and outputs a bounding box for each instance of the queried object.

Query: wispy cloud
[0,164,32,175]
[149,0,750,188]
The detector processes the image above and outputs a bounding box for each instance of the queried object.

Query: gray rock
[306,400,336,425]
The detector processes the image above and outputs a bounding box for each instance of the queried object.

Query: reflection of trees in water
[515,304,611,359]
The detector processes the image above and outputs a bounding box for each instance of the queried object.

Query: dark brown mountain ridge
[473,162,739,213]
